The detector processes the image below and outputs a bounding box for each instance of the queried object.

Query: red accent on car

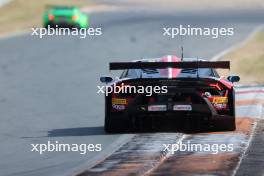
[209,83,223,91]
[160,55,182,78]
[219,77,233,89]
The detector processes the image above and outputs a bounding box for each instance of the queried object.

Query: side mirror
[227,75,240,83]
[100,76,113,84]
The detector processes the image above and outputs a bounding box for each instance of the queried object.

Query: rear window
[122,68,219,78]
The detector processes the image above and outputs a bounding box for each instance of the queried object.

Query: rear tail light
[185,96,192,103]
[209,83,222,91]
[48,14,54,21]
[72,15,78,21]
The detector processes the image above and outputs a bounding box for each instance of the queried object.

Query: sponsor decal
[173,105,192,111]
[211,97,228,104]
[112,104,125,110]
[209,97,228,110]
[214,103,227,109]
[112,98,127,105]
[148,105,167,111]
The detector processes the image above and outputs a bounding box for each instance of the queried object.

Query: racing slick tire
[222,117,236,131]
[104,113,130,133]
[104,97,130,133]
[211,115,236,131]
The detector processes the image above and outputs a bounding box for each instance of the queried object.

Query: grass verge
[218,31,264,84]
[0,0,94,36]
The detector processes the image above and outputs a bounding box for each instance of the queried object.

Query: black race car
[100,55,240,133]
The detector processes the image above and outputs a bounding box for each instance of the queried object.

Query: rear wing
[109,61,230,70]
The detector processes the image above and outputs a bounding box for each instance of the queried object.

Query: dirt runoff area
[218,30,264,84]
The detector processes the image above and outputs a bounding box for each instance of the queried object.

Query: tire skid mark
[77,133,183,176]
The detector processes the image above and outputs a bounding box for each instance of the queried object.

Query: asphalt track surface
[0,7,263,176]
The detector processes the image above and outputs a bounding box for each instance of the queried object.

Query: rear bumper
[112,110,233,122]
[109,112,234,132]
[109,101,234,131]
[129,104,211,114]
[124,94,233,119]
[45,21,80,28]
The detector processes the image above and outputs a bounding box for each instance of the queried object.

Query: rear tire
[104,112,113,133]
[104,96,129,133]
[212,116,236,131]
[104,113,130,133]
[224,118,236,131]
[104,96,114,133]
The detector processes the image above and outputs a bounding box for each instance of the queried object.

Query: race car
[100,55,240,133]
[43,5,89,29]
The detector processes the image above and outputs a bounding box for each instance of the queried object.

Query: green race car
[43,5,89,29]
